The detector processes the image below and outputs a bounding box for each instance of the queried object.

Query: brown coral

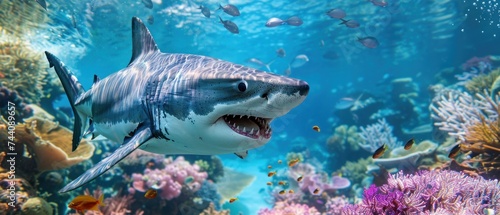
[0,40,47,104]
[460,115,500,178]
[199,202,229,215]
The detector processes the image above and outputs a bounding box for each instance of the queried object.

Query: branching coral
[0,40,47,104]
[342,170,500,214]
[358,118,402,153]
[258,201,321,215]
[431,89,500,178]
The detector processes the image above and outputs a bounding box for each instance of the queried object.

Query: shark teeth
[222,114,272,139]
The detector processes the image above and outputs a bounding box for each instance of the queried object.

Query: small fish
[0,72,5,79]
[147,15,154,25]
[278,190,286,195]
[313,188,320,195]
[296,176,303,182]
[290,54,309,68]
[369,0,388,7]
[288,158,300,167]
[326,8,346,19]
[372,144,388,159]
[278,181,287,186]
[358,36,379,48]
[144,188,157,199]
[404,138,415,150]
[278,160,282,164]
[284,65,291,76]
[142,0,153,9]
[247,58,275,71]
[266,17,286,27]
[218,4,240,16]
[339,19,360,28]
[288,190,294,194]
[448,144,461,159]
[184,176,194,184]
[285,16,303,26]
[266,182,272,186]
[36,0,47,10]
[276,48,286,58]
[218,16,239,34]
[320,40,325,47]
[198,5,211,18]
[229,198,238,203]
[68,194,105,212]
[146,160,155,168]
[268,171,277,177]
[312,125,320,132]
[267,165,272,169]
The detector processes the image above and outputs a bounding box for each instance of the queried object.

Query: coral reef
[299,173,350,195]
[326,125,361,153]
[258,201,321,215]
[0,40,48,104]
[130,156,207,200]
[119,149,165,175]
[199,202,229,215]
[358,118,402,153]
[0,86,33,120]
[194,181,222,210]
[324,195,350,215]
[339,158,370,186]
[193,156,224,182]
[465,68,500,95]
[431,89,500,178]
[20,197,52,215]
[342,170,500,214]
[10,117,95,172]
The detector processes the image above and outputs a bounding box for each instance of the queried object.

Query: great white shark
[45,17,309,193]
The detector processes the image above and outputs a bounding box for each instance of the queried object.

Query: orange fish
[278,181,287,186]
[266,182,273,186]
[296,176,303,182]
[372,144,387,159]
[312,125,320,132]
[68,194,105,212]
[278,160,282,164]
[144,189,158,199]
[268,171,277,177]
[229,198,238,203]
[278,190,286,195]
[404,138,415,150]
[448,144,461,159]
[313,188,320,195]
[0,72,5,79]
[288,190,294,194]
[288,158,300,167]
[267,165,272,169]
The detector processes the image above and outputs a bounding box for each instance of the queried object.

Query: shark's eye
[237,81,247,92]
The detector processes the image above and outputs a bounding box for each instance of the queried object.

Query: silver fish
[218,4,240,16]
[199,5,211,18]
[147,15,154,25]
[326,8,345,19]
[286,16,303,26]
[142,0,153,9]
[266,17,285,27]
[290,55,309,68]
[339,19,359,28]
[358,36,379,48]
[369,0,388,7]
[218,16,239,34]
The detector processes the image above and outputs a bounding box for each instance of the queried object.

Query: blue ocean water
[2,0,500,214]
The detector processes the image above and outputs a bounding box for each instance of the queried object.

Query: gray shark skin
[45,17,309,193]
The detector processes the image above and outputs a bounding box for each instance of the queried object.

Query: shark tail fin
[45,51,88,152]
[129,17,160,66]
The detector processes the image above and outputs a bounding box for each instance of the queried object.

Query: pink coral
[258,201,320,215]
[130,156,207,200]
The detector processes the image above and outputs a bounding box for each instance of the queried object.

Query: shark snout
[264,79,309,113]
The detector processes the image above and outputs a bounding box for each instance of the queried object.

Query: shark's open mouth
[223,115,272,139]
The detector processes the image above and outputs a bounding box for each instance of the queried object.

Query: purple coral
[130,156,207,200]
[258,201,321,215]
[300,174,350,195]
[342,170,500,214]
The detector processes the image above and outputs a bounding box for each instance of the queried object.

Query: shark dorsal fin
[129,17,159,66]
[93,74,100,84]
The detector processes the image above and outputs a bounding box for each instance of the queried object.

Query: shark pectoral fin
[58,126,153,193]
[234,150,248,159]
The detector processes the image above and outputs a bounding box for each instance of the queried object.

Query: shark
[45,17,309,193]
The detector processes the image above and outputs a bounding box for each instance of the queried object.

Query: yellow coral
[0,0,48,37]
[465,68,500,95]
